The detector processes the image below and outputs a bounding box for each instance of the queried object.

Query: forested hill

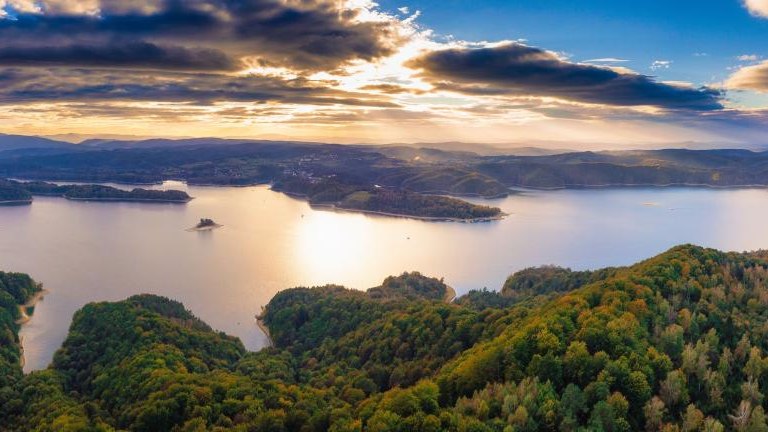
[7,138,768,190]
[9,140,768,220]
[0,179,191,205]
[8,246,768,430]
[476,148,768,188]
[0,272,40,388]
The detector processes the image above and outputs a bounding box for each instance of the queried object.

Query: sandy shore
[16,288,48,369]
[16,289,48,325]
[255,306,274,348]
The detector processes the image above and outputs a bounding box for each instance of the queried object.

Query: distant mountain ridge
[0,134,73,150]
[80,137,268,149]
[1,133,580,158]
[6,133,768,190]
[3,133,762,156]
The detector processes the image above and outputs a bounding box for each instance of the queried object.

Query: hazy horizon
[4,131,768,154]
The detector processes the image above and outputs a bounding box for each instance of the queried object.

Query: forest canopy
[6,245,768,430]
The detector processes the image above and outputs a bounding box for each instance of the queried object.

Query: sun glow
[293,211,374,284]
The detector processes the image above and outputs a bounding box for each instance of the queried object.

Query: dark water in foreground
[3,182,767,371]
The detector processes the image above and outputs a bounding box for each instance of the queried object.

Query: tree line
[6,246,768,430]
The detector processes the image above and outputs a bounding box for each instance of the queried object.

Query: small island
[188,218,223,231]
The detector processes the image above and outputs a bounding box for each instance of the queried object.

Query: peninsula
[3,180,192,203]
[0,180,32,205]
[273,178,504,221]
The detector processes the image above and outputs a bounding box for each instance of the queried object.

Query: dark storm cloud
[0,0,401,71]
[0,42,237,71]
[0,1,405,107]
[407,43,724,111]
[0,67,398,107]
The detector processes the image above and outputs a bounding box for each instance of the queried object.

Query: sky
[2,0,768,148]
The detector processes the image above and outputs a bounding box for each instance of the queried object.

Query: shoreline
[16,176,768,198]
[255,306,274,348]
[64,196,192,203]
[17,288,48,369]
[415,190,511,200]
[186,223,224,232]
[16,288,48,325]
[8,179,194,203]
[12,177,269,189]
[310,203,506,223]
[0,199,32,206]
[21,176,768,191]
[511,182,768,191]
[277,189,505,222]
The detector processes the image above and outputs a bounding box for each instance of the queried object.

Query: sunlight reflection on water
[3,183,768,371]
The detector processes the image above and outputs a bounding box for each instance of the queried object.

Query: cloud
[0,1,756,144]
[0,67,399,107]
[744,0,768,17]
[0,0,406,71]
[737,54,760,62]
[650,60,672,70]
[726,60,768,92]
[0,0,423,117]
[406,43,723,111]
[0,41,237,71]
[359,83,426,94]
[583,58,628,63]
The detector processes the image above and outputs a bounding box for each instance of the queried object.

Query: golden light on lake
[293,211,374,285]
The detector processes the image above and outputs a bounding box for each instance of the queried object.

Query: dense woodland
[273,178,502,220]
[9,246,768,430]
[0,180,32,203]
[0,272,40,388]
[338,189,501,220]
[58,185,190,202]
[0,180,191,203]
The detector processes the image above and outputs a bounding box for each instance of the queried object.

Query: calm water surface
[3,183,768,371]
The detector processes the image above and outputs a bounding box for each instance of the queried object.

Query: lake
[4,183,768,372]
